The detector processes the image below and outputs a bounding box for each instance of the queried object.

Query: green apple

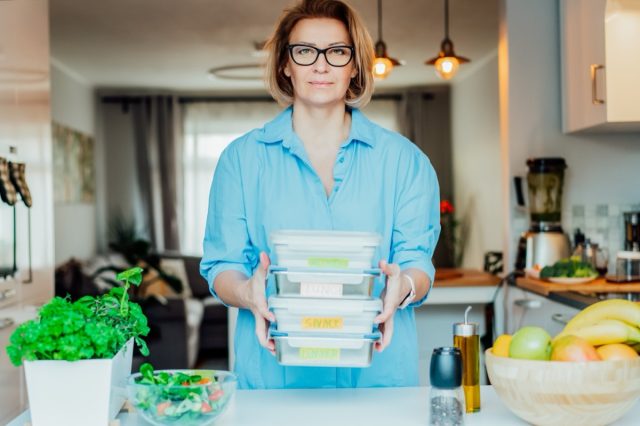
[509,326,552,360]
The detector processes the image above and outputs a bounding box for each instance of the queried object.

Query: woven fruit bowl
[485,349,640,426]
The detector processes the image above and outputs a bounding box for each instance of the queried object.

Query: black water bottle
[429,347,465,426]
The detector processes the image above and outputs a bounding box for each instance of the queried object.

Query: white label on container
[300,282,343,297]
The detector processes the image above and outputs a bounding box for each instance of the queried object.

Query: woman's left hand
[374,260,411,352]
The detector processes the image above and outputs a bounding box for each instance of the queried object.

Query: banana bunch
[553,299,640,347]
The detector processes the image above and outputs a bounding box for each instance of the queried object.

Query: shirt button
[338,157,345,163]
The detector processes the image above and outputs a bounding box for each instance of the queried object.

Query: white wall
[50,63,97,264]
[451,50,502,269]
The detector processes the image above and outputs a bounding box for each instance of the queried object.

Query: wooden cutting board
[517,276,640,296]
[434,268,501,287]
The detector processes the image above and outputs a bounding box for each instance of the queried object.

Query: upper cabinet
[561,0,640,133]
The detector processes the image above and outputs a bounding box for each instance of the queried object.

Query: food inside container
[272,268,379,298]
[269,296,381,335]
[270,329,380,367]
[270,230,381,269]
[127,365,237,426]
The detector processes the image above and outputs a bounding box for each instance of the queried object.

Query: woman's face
[284,18,357,108]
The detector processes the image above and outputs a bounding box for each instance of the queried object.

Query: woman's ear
[284,64,291,78]
[350,66,357,79]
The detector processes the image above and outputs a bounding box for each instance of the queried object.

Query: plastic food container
[270,330,380,367]
[269,296,382,335]
[270,230,381,269]
[272,268,378,298]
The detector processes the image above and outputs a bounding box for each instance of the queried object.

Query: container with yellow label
[269,296,381,335]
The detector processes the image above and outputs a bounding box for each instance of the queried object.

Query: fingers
[375,314,394,352]
[257,301,275,323]
[374,304,395,325]
[259,251,271,272]
[254,312,276,353]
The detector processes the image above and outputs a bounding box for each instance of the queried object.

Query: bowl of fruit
[127,364,237,426]
[486,299,640,426]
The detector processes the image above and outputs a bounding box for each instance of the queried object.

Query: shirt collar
[257,105,377,149]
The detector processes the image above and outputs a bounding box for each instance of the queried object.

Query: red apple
[551,335,600,361]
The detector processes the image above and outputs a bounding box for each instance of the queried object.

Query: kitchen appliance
[515,158,571,270]
[614,251,640,283]
[623,211,640,252]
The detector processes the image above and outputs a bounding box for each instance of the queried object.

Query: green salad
[540,257,597,279]
[129,363,231,425]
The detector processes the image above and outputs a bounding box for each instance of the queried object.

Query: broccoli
[540,257,597,278]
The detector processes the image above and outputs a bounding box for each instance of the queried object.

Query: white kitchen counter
[9,386,640,425]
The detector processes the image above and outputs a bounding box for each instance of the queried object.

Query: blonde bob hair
[264,0,375,109]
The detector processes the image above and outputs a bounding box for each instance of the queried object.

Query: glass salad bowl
[127,367,237,426]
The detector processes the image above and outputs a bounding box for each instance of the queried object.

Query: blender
[515,158,571,271]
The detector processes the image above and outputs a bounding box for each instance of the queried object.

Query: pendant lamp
[425,0,470,80]
[372,0,401,79]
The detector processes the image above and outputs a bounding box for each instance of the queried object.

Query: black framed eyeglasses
[287,44,354,67]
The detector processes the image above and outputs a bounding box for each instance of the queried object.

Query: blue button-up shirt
[201,106,440,389]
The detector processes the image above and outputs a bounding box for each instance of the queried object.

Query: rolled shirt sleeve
[391,148,441,306]
[200,140,257,305]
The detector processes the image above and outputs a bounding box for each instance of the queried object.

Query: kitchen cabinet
[505,286,579,336]
[561,0,640,133]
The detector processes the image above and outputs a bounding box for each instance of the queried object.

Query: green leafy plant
[6,267,150,366]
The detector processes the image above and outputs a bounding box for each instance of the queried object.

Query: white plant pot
[24,339,134,426]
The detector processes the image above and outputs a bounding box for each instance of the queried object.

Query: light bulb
[434,56,460,80]
[373,57,393,79]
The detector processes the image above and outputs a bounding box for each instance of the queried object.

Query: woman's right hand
[245,252,276,354]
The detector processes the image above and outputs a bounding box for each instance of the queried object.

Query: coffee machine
[515,158,571,270]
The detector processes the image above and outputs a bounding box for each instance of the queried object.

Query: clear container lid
[270,230,382,249]
[268,296,382,313]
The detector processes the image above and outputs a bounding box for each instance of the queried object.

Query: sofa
[54,253,228,371]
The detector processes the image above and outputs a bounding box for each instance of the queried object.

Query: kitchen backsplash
[566,203,640,271]
[511,203,640,273]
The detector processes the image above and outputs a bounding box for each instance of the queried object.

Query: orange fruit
[596,343,639,361]
[492,334,512,357]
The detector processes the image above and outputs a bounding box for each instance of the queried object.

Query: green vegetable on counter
[5,267,149,366]
[540,257,598,279]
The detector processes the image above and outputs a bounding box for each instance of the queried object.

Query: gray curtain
[131,96,181,252]
[398,87,454,267]
[398,87,453,202]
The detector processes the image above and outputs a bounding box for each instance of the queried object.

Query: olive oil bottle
[453,306,480,413]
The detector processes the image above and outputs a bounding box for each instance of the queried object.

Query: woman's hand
[244,252,276,354]
[374,260,412,352]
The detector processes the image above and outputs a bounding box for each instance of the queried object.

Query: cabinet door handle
[551,313,572,325]
[590,64,605,105]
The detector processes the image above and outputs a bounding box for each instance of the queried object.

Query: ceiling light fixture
[425,0,470,80]
[208,63,264,81]
[372,0,402,80]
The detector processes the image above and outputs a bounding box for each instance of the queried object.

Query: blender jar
[526,158,567,227]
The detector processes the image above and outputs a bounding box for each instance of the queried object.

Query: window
[180,99,399,255]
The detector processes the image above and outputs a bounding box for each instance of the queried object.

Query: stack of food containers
[268,230,383,367]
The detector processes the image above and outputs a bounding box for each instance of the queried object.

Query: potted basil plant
[5,266,150,426]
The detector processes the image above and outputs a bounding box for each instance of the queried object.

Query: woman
[200,0,440,389]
